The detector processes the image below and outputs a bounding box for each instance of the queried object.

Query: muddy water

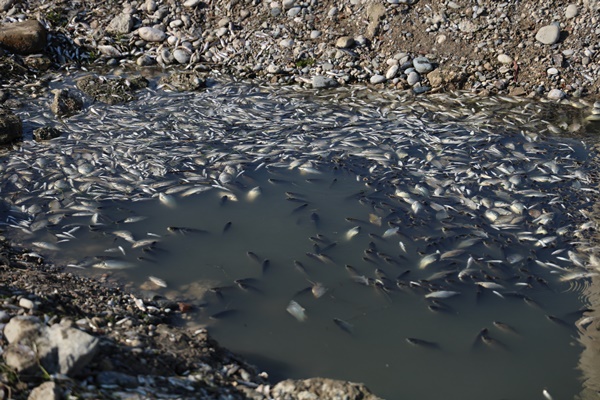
[2,79,599,399]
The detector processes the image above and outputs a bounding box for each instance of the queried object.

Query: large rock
[50,89,84,117]
[76,74,148,104]
[106,13,134,34]
[3,316,99,377]
[0,20,47,54]
[0,107,22,145]
[535,24,561,45]
[159,71,206,91]
[271,378,383,400]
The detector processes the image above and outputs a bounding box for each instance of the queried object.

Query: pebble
[335,36,354,49]
[310,30,321,39]
[183,0,202,7]
[413,57,433,74]
[535,24,560,45]
[138,27,166,42]
[547,67,559,75]
[312,75,339,89]
[565,4,578,19]
[385,64,399,80]
[280,38,294,48]
[173,49,191,64]
[497,54,513,65]
[370,74,386,84]
[282,0,295,10]
[406,71,420,86]
[547,88,566,99]
[19,298,35,309]
[288,7,301,17]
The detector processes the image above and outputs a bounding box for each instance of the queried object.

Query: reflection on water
[1,80,599,399]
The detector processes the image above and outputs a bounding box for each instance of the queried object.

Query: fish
[92,259,136,270]
[158,192,177,208]
[32,241,60,251]
[405,337,440,349]
[247,186,262,201]
[345,226,361,240]
[209,309,239,320]
[333,318,353,334]
[492,321,519,335]
[286,300,307,322]
[425,290,460,299]
[419,253,439,269]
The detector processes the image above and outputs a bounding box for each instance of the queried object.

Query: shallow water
[2,77,599,399]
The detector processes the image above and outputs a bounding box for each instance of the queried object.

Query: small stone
[18,298,35,309]
[413,56,433,74]
[385,64,398,80]
[138,26,166,42]
[183,0,202,7]
[287,7,301,17]
[427,69,443,87]
[310,30,321,39]
[458,20,478,33]
[271,7,281,16]
[173,48,191,64]
[97,45,122,58]
[136,54,155,66]
[497,54,513,65]
[215,27,228,37]
[547,88,566,100]
[407,71,420,86]
[282,0,295,10]
[413,86,431,95]
[311,75,339,89]
[106,13,134,34]
[28,381,62,400]
[0,310,9,323]
[0,20,47,54]
[217,18,230,28]
[267,63,281,74]
[328,7,338,17]
[159,48,173,65]
[370,74,386,84]
[279,38,294,47]
[547,67,559,75]
[535,24,560,45]
[335,36,354,49]
[565,4,578,19]
[145,0,157,12]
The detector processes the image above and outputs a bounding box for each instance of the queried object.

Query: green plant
[295,58,315,68]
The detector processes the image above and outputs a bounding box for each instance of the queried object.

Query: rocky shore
[1,0,600,399]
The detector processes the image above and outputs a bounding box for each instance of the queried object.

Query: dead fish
[149,276,167,288]
[419,252,439,269]
[112,230,136,243]
[475,281,505,290]
[345,226,361,240]
[262,259,270,273]
[382,227,399,238]
[309,281,328,298]
[492,321,519,335]
[425,290,460,299]
[223,221,232,232]
[209,309,239,320]
[405,337,440,349]
[93,259,136,270]
[542,389,554,400]
[131,238,159,249]
[333,318,353,334]
[293,260,308,275]
[158,192,177,208]
[32,241,60,251]
[286,300,307,322]
[239,250,259,264]
[247,186,262,201]
[167,226,208,235]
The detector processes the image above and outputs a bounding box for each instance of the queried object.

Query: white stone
[138,26,166,42]
[385,64,399,79]
[282,0,295,10]
[183,0,202,7]
[497,54,513,65]
[547,88,566,100]
[310,30,321,39]
[19,298,35,310]
[267,64,281,73]
[547,67,559,75]
[215,27,229,37]
[565,4,578,19]
[370,74,386,84]
[535,24,560,45]
[279,38,294,47]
